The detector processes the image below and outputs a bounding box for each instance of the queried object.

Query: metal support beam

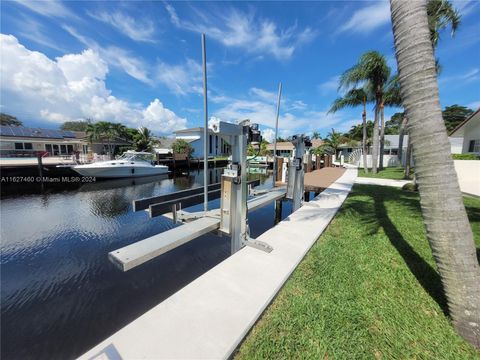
[202,33,208,213]
[272,82,282,187]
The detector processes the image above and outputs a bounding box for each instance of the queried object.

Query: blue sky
[1,0,479,140]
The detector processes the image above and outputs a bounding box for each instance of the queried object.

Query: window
[15,142,23,150]
[209,135,212,154]
[45,144,53,154]
[24,143,33,150]
[67,145,74,154]
[468,139,480,153]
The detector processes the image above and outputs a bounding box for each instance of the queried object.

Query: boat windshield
[118,152,153,162]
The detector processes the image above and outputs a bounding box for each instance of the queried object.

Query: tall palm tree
[390,0,480,348]
[329,88,371,172]
[427,0,461,48]
[312,131,321,140]
[338,51,390,174]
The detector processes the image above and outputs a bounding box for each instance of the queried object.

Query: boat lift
[108,121,311,272]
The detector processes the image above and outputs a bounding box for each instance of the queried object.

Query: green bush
[452,153,480,160]
[172,139,194,157]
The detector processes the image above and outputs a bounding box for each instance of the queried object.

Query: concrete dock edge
[79,168,358,360]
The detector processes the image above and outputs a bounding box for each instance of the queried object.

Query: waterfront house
[174,127,231,158]
[153,137,176,159]
[266,142,294,157]
[0,126,83,156]
[449,108,480,154]
[72,131,131,155]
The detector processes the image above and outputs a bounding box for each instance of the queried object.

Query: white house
[174,127,231,158]
[449,108,480,154]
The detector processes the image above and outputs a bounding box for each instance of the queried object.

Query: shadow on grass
[373,192,449,315]
[347,185,449,315]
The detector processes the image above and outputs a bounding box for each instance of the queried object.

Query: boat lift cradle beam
[109,186,287,272]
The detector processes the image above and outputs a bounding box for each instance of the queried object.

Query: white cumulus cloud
[0,34,186,133]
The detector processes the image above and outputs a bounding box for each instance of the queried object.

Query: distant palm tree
[135,126,153,151]
[329,88,371,172]
[85,123,100,146]
[312,131,321,139]
[323,128,342,157]
[390,0,479,348]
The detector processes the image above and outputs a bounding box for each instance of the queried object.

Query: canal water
[0,168,291,360]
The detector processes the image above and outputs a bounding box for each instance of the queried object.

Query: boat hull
[73,165,169,178]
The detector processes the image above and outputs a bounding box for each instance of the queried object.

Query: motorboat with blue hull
[73,151,169,178]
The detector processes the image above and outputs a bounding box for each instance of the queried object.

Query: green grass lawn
[358,167,412,180]
[236,185,480,359]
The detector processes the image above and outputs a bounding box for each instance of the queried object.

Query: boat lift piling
[108,122,310,272]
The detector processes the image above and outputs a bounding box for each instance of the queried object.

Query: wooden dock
[304,167,346,193]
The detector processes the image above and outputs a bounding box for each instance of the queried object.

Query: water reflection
[1,168,284,360]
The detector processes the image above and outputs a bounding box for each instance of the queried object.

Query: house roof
[0,126,76,139]
[266,142,294,151]
[449,108,480,137]
[311,138,324,148]
[175,127,203,133]
[73,131,130,145]
[153,137,176,150]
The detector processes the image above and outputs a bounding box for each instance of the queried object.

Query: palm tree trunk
[362,108,368,173]
[398,116,408,163]
[379,104,386,170]
[390,0,480,348]
[371,101,380,174]
[404,137,412,179]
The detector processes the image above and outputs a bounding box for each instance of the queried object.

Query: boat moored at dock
[72,151,169,178]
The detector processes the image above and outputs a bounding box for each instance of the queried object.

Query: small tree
[0,113,22,126]
[172,139,194,157]
[60,120,90,131]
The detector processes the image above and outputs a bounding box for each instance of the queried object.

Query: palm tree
[380,75,403,169]
[323,128,342,158]
[427,0,461,48]
[135,126,153,151]
[390,0,480,348]
[312,131,321,140]
[338,51,390,174]
[85,123,100,146]
[330,88,371,172]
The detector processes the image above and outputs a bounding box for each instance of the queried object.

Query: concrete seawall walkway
[355,177,411,188]
[80,168,358,360]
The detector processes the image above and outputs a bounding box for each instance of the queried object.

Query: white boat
[73,151,169,178]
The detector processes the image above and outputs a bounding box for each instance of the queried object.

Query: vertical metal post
[272,82,282,188]
[291,137,306,212]
[202,33,208,213]
[230,129,248,254]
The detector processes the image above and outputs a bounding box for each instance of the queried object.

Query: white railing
[347,149,362,165]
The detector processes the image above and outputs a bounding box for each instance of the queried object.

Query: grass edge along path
[358,167,411,180]
[236,184,480,359]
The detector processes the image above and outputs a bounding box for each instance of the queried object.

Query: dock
[304,167,346,193]
[79,168,357,360]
